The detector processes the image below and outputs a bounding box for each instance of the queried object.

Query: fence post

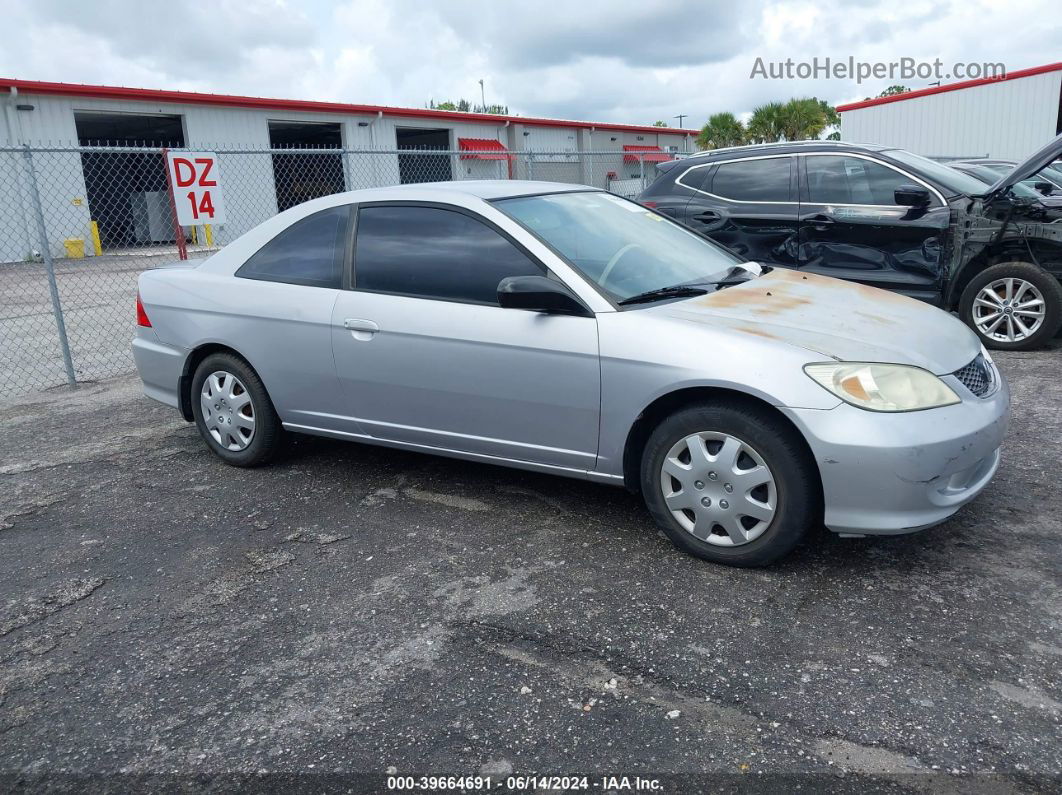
[639,154,645,192]
[21,145,77,387]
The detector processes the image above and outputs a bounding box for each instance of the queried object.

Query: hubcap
[973,278,1045,343]
[200,371,255,451]
[659,432,777,547]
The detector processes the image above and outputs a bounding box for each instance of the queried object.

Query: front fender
[594,312,839,476]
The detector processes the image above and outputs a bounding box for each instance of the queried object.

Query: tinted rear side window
[678,164,713,192]
[711,158,791,201]
[354,205,543,304]
[237,205,350,288]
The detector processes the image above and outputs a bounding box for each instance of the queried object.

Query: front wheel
[640,402,819,567]
[959,262,1062,350]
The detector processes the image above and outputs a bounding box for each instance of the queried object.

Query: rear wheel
[959,261,1062,350]
[190,353,284,467]
[640,402,819,567]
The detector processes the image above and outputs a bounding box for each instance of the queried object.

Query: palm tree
[779,98,830,141]
[697,112,746,150]
[746,103,786,143]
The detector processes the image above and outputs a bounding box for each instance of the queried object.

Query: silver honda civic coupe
[133,181,1009,566]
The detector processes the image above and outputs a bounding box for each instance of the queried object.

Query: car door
[681,155,800,268]
[228,204,350,431]
[797,153,949,302]
[328,202,600,472]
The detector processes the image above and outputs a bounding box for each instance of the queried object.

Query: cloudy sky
[0,0,1057,129]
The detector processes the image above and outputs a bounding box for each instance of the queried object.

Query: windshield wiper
[617,276,752,306]
[618,285,709,305]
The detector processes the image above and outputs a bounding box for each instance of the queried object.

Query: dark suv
[640,137,1062,349]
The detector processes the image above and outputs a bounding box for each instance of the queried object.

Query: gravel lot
[0,342,1059,791]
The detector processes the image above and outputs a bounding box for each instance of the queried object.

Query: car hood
[658,268,979,374]
[986,133,1062,195]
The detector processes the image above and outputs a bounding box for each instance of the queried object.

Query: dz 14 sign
[166,151,228,226]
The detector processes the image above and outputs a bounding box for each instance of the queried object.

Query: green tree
[863,85,910,101]
[428,98,509,115]
[746,102,786,143]
[653,120,669,127]
[778,97,831,141]
[697,112,746,150]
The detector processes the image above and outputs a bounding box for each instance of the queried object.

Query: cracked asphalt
[0,342,1059,792]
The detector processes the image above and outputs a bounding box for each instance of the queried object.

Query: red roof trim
[836,62,1062,112]
[0,78,701,136]
[458,138,509,160]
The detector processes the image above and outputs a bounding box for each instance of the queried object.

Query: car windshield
[494,191,743,303]
[886,149,989,196]
[1037,164,1062,187]
[952,165,1041,199]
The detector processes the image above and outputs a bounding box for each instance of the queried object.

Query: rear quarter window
[237,205,350,288]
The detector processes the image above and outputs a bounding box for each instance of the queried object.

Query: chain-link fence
[0,143,674,399]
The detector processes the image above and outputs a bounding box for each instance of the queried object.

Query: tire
[640,401,819,567]
[959,261,1062,351]
[190,352,284,467]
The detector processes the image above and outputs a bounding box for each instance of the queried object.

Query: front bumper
[781,367,1010,536]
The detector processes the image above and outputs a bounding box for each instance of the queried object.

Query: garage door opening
[396,127,452,184]
[268,121,346,212]
[75,111,186,250]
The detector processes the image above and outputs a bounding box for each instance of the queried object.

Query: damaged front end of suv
[946,134,1062,350]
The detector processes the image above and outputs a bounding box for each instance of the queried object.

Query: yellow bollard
[205,224,214,247]
[89,221,102,256]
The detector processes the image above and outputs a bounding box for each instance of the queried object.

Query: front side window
[353,205,543,304]
[495,191,743,303]
[805,155,927,206]
[237,205,350,288]
[710,157,792,202]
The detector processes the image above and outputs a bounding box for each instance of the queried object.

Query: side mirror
[497,276,588,316]
[894,184,931,207]
[1034,181,1054,195]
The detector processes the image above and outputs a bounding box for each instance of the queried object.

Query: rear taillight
[641,200,658,208]
[136,291,152,327]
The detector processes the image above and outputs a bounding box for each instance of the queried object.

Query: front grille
[953,354,994,397]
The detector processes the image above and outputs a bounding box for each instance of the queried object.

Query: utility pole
[674,113,687,128]
[479,79,486,111]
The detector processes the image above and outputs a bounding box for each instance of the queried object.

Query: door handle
[804,214,835,229]
[343,318,379,340]
[693,210,721,222]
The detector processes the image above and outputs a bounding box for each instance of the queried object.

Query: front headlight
[803,362,961,412]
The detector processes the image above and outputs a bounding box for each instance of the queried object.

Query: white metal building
[0,78,696,261]
[838,62,1062,160]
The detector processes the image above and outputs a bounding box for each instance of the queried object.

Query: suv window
[354,205,543,304]
[677,164,712,192]
[237,205,350,288]
[710,157,791,202]
[806,155,920,206]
